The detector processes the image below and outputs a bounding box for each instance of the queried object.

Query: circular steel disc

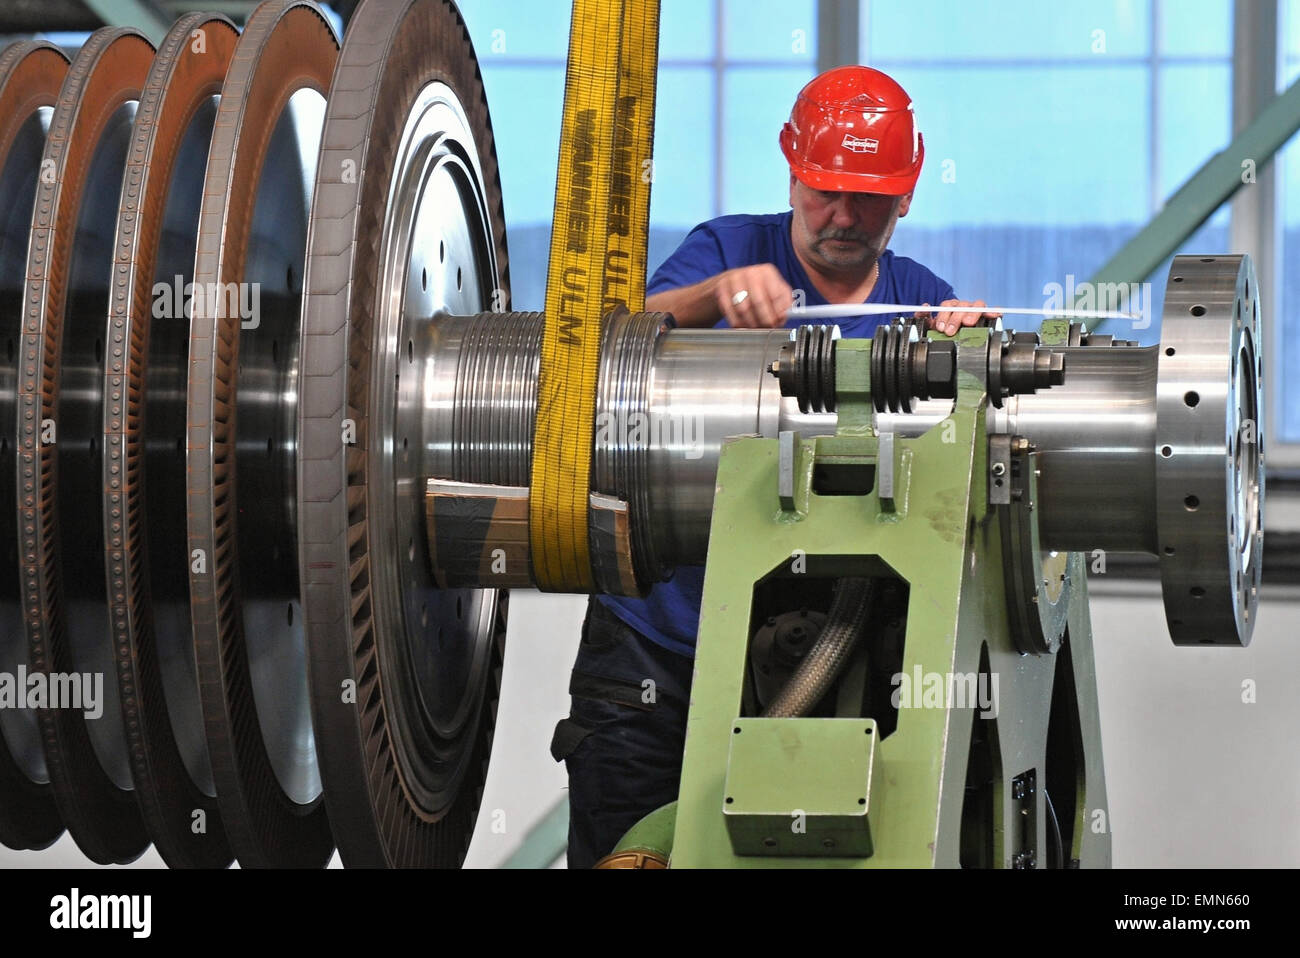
[103,13,239,868]
[298,0,509,867]
[17,28,154,863]
[1156,255,1263,646]
[0,39,68,851]
[186,0,337,868]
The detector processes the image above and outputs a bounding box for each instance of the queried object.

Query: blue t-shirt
[599,210,956,657]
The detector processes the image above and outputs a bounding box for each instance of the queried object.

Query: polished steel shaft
[424,318,1164,561]
[423,310,823,574]
[878,346,1163,554]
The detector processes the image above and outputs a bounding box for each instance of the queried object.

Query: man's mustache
[816,230,870,243]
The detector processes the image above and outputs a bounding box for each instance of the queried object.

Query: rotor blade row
[0,0,509,868]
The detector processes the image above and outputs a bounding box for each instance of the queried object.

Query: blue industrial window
[457,0,815,310]
[861,0,1232,349]
[1279,0,1300,444]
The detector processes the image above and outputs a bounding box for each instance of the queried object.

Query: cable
[1044,786,1065,869]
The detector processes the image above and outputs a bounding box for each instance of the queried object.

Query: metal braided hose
[762,577,874,718]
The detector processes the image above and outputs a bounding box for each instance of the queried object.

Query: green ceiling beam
[1084,71,1300,334]
[79,0,170,45]
[501,796,569,869]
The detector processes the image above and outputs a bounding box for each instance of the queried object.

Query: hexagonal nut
[924,341,956,395]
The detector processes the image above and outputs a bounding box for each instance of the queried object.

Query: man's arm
[648,264,793,328]
[646,277,723,328]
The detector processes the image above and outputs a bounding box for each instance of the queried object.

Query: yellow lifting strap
[529,0,660,590]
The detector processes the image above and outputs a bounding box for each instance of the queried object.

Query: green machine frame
[659,322,1109,868]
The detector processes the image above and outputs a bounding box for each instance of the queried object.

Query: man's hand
[917,299,1001,336]
[715,264,794,328]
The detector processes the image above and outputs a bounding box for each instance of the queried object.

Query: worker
[550,65,1001,868]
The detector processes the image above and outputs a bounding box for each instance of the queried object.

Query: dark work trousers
[550,596,695,869]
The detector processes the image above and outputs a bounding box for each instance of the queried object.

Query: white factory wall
[465,592,586,868]
[1088,588,1299,867]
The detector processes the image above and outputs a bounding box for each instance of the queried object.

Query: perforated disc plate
[186,0,337,868]
[298,0,509,868]
[1156,255,1263,646]
[17,27,153,864]
[104,13,239,868]
[0,39,68,852]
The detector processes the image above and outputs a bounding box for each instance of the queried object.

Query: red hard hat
[780,66,924,195]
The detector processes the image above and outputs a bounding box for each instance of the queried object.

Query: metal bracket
[877,431,895,508]
[995,438,1070,655]
[778,430,797,512]
[988,434,1011,506]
